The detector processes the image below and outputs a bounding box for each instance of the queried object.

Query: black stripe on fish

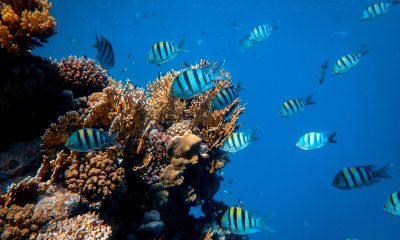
[390,193,396,207]
[163,42,169,59]
[248,212,252,228]
[151,45,157,59]
[237,133,243,146]
[228,208,232,227]
[341,170,350,187]
[220,90,229,105]
[233,207,238,232]
[226,88,234,101]
[348,169,357,186]
[92,129,99,147]
[292,100,300,111]
[156,43,163,60]
[230,135,237,149]
[183,71,194,93]
[100,131,105,146]
[76,131,83,147]
[355,167,366,185]
[83,129,91,148]
[216,93,224,107]
[201,70,209,84]
[241,208,246,232]
[193,69,202,89]
[287,101,296,113]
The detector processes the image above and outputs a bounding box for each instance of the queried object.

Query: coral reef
[37,212,112,240]
[1,58,247,239]
[64,151,125,206]
[56,56,110,98]
[0,0,56,54]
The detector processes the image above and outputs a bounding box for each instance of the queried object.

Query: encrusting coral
[36,212,112,240]
[56,56,110,98]
[0,0,56,54]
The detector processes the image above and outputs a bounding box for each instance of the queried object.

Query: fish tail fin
[177,38,189,53]
[247,128,260,142]
[373,164,394,179]
[236,81,244,93]
[327,131,337,143]
[108,131,122,148]
[211,60,230,80]
[255,213,276,233]
[359,44,369,57]
[305,94,316,105]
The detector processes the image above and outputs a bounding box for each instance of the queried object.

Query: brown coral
[159,131,202,188]
[37,212,112,240]
[41,111,82,156]
[0,176,41,207]
[56,56,110,98]
[0,203,37,240]
[0,0,56,54]
[64,151,125,205]
[83,80,146,144]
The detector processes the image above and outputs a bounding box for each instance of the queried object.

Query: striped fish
[240,23,278,48]
[361,1,400,20]
[296,131,337,150]
[333,45,369,74]
[333,165,393,190]
[211,82,242,110]
[65,128,122,152]
[93,35,115,70]
[278,94,315,117]
[172,61,229,99]
[147,40,188,66]
[221,207,275,235]
[384,191,400,216]
[221,128,258,153]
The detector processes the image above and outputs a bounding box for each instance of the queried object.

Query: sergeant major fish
[240,23,278,48]
[333,165,393,190]
[361,1,400,20]
[172,60,229,99]
[278,94,315,118]
[147,39,188,66]
[65,128,122,152]
[93,34,115,69]
[384,191,400,216]
[211,82,242,110]
[333,45,369,74]
[221,206,275,235]
[296,131,337,150]
[221,128,258,153]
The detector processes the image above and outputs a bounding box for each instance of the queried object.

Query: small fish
[65,128,122,152]
[333,165,393,190]
[128,53,132,57]
[278,94,315,117]
[240,23,278,48]
[211,82,242,110]
[333,45,369,74]
[361,1,400,20]
[384,191,400,216]
[67,36,80,46]
[147,40,188,66]
[319,61,328,84]
[172,60,229,99]
[296,131,337,150]
[221,207,275,235]
[182,61,189,68]
[93,34,115,70]
[221,128,259,153]
[122,68,127,72]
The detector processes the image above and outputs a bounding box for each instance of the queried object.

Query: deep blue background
[35,0,400,239]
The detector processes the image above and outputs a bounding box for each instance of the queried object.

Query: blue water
[35,0,400,239]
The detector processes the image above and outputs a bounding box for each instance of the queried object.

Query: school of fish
[72,2,400,237]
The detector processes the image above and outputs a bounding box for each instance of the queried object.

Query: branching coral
[83,80,146,144]
[0,0,56,54]
[0,176,41,207]
[37,212,112,240]
[64,151,125,206]
[56,56,110,98]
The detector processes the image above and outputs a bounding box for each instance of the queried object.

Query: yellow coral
[0,0,56,54]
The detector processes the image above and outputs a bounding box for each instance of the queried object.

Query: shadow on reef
[1,1,248,239]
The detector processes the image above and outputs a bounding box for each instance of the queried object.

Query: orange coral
[0,0,56,54]
[1,176,41,207]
